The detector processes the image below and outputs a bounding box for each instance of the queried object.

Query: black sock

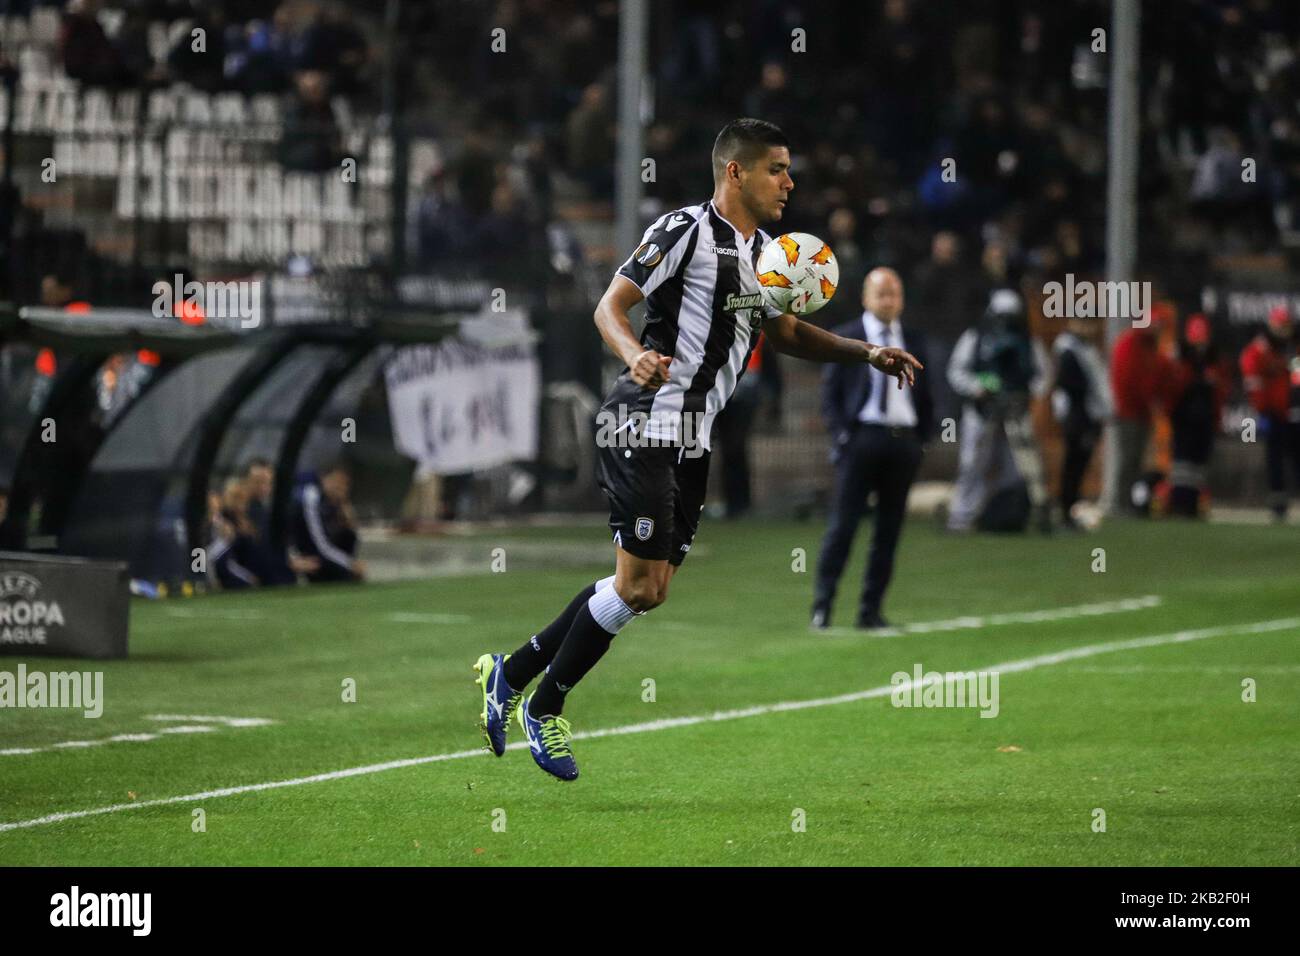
[528,603,614,717]
[502,582,598,690]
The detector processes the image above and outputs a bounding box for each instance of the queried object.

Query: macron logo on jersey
[666,214,688,230]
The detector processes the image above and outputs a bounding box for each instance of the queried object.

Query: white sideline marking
[147,715,275,727]
[163,608,266,620]
[1063,664,1300,675]
[2,615,1297,835]
[821,595,1162,637]
[2,717,274,758]
[157,725,217,735]
[385,612,473,625]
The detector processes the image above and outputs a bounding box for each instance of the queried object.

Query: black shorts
[596,441,711,566]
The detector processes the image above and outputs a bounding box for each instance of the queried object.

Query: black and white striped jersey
[611,199,782,452]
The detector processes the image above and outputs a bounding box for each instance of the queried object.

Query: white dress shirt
[857,312,918,427]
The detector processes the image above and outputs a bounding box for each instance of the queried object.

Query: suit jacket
[821,317,935,450]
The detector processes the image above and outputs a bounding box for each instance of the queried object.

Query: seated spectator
[825,208,866,303]
[1190,126,1274,244]
[565,82,614,197]
[475,181,533,280]
[112,5,164,88]
[292,463,365,583]
[167,8,230,93]
[298,1,369,97]
[59,0,134,89]
[909,231,980,342]
[225,13,292,96]
[279,70,343,172]
[415,169,476,267]
[242,458,299,586]
[207,481,260,590]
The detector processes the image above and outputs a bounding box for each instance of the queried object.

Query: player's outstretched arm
[761,312,923,388]
[594,274,671,389]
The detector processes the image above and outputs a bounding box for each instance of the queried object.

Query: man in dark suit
[812,268,934,630]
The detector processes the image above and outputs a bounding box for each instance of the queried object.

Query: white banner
[384,321,539,474]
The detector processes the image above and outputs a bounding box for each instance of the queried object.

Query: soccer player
[474,118,923,780]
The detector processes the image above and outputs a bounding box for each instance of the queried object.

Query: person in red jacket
[1240,305,1298,520]
[1109,302,1177,514]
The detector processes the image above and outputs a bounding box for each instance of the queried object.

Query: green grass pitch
[1,518,1297,866]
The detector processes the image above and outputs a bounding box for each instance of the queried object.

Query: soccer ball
[755,232,839,315]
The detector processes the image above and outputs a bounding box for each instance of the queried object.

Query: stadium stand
[2,0,1299,587]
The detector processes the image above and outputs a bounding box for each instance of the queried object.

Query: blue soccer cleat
[517,695,579,781]
[473,653,523,757]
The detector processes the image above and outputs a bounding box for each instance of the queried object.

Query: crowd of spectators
[380,0,1300,406]
[7,1,1299,294]
[50,0,368,171]
[53,0,370,100]
[944,291,1297,527]
[7,0,1300,520]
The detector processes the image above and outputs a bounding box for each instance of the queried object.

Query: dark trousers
[1060,422,1100,517]
[306,528,359,583]
[1264,415,1300,501]
[815,424,923,617]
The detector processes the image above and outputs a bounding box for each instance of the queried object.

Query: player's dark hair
[712,118,788,183]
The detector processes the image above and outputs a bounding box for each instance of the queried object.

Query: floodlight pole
[615,0,648,267]
[1102,0,1141,515]
[383,0,408,278]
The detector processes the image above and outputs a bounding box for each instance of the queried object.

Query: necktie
[877,325,890,414]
